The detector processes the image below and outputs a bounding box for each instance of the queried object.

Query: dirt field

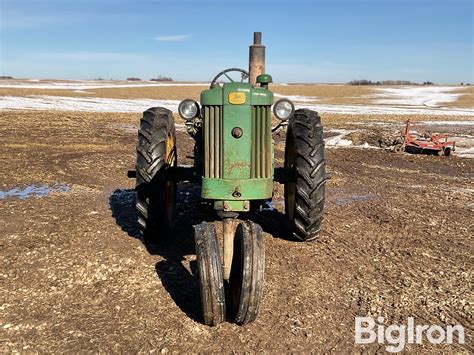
[1,84,473,351]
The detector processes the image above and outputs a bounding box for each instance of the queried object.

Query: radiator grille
[251,105,272,178]
[203,105,271,179]
[203,105,223,178]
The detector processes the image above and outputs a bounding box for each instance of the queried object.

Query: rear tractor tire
[284,109,327,242]
[135,107,177,242]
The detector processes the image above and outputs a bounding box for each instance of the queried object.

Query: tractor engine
[200,79,274,212]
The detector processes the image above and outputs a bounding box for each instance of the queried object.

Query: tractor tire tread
[135,107,176,240]
[195,223,226,326]
[285,109,326,242]
[231,221,265,325]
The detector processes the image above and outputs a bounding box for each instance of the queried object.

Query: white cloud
[154,34,191,42]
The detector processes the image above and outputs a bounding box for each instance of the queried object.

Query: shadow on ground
[109,183,210,322]
[109,182,292,321]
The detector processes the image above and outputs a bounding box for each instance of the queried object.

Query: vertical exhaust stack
[249,32,265,86]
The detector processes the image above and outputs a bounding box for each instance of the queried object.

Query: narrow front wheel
[228,221,265,325]
[194,222,226,326]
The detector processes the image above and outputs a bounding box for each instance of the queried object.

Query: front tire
[228,221,265,325]
[135,107,177,241]
[194,222,226,326]
[284,109,326,241]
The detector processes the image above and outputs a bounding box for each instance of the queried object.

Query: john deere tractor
[129,33,327,326]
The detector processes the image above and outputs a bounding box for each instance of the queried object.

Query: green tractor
[129,33,327,326]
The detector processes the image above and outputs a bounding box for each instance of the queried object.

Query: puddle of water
[335,194,376,206]
[0,183,70,200]
[261,200,274,211]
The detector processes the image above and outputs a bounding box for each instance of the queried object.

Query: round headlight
[273,99,294,120]
[178,99,199,121]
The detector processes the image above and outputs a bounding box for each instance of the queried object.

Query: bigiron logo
[355,316,465,352]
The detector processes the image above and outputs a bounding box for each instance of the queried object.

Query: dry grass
[443,86,474,108]
[0,86,205,101]
[1,84,371,103]
[272,84,376,104]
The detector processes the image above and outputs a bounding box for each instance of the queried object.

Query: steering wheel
[210,68,249,88]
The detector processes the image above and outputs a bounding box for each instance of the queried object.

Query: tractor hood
[200,82,273,106]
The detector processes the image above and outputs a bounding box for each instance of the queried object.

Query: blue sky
[0,0,472,83]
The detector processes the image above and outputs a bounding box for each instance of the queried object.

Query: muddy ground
[1,110,472,352]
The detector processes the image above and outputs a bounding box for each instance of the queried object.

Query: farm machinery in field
[393,120,455,156]
[128,33,327,326]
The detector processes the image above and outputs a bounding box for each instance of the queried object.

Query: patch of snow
[325,129,354,147]
[450,136,474,143]
[0,95,180,113]
[297,103,474,116]
[333,139,353,146]
[353,121,400,127]
[420,120,474,126]
[274,93,318,103]
[373,86,464,107]
[73,90,90,93]
[325,130,380,149]
[455,147,474,158]
[358,120,474,127]
[274,87,473,115]
[1,94,473,116]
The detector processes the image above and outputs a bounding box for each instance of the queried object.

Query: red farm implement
[393,120,456,156]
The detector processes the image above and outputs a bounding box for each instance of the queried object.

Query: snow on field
[299,103,474,116]
[353,120,474,128]
[0,80,208,90]
[274,93,318,103]
[325,129,354,147]
[289,86,473,115]
[456,147,474,157]
[420,120,474,125]
[0,95,180,113]
[0,92,472,157]
[0,83,472,116]
[1,94,473,116]
[373,86,464,107]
